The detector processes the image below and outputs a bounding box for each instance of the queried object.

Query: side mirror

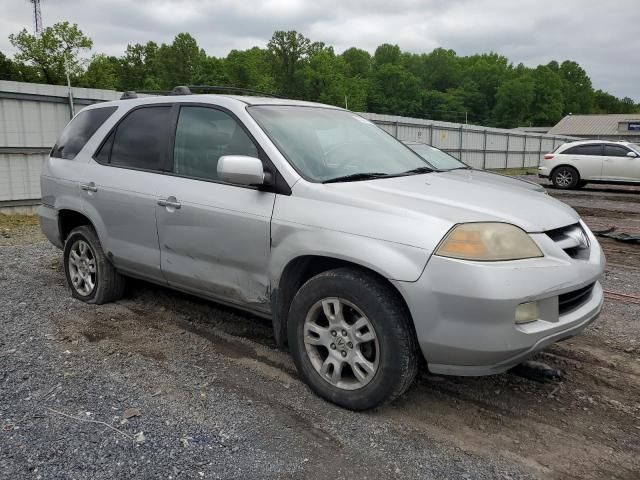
[217,155,265,186]
[626,151,638,158]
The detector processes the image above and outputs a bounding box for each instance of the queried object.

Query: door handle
[157,197,182,209]
[80,182,98,192]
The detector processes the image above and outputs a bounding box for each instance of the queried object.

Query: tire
[63,225,125,304]
[288,268,418,410]
[551,166,580,189]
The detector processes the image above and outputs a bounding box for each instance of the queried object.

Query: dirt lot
[1,182,639,480]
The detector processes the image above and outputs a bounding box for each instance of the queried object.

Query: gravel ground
[1,185,639,480]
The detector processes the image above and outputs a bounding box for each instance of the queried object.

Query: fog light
[515,301,539,324]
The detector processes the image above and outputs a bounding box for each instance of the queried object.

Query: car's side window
[97,106,172,171]
[52,106,118,160]
[564,144,602,156]
[603,145,631,157]
[173,106,259,181]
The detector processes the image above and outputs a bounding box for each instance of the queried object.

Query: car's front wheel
[63,225,125,304]
[288,268,418,410]
[552,166,580,189]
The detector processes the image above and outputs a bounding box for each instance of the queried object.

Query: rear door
[601,144,640,181]
[560,144,605,180]
[155,104,275,312]
[81,105,173,282]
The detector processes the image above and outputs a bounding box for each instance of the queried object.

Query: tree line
[1,22,638,128]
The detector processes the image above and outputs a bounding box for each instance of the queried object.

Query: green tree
[340,47,371,77]
[420,90,466,122]
[373,44,401,67]
[368,63,420,116]
[0,51,19,80]
[80,54,120,90]
[420,48,461,91]
[559,60,593,114]
[9,21,92,84]
[225,47,274,91]
[528,65,564,126]
[491,76,535,127]
[157,33,206,89]
[267,31,312,97]
[118,42,160,90]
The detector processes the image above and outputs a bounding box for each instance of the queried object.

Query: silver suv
[39,89,605,409]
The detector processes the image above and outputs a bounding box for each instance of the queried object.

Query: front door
[601,144,640,181]
[155,105,275,312]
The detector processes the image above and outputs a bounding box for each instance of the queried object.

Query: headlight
[435,223,543,261]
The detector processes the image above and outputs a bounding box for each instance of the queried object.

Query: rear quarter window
[51,106,118,159]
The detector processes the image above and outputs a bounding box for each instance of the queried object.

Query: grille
[558,283,595,315]
[546,223,590,260]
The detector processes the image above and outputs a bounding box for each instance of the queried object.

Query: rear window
[562,144,602,156]
[107,106,172,171]
[51,106,118,159]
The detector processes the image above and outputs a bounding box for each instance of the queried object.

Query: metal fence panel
[0,153,46,201]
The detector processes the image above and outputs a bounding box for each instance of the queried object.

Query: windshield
[405,143,468,170]
[247,106,430,182]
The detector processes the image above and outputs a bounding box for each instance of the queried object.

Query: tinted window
[603,144,631,157]
[94,131,114,164]
[110,106,172,170]
[51,106,117,159]
[563,144,602,156]
[173,106,258,181]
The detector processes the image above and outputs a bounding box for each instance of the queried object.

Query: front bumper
[393,221,605,376]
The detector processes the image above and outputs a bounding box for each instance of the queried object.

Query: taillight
[543,154,554,160]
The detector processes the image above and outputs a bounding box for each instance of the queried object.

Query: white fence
[360,113,578,170]
[0,81,120,205]
[0,81,579,205]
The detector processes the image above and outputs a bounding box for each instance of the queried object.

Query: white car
[538,140,640,189]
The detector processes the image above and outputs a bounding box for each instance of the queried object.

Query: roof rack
[122,85,286,100]
[186,85,284,98]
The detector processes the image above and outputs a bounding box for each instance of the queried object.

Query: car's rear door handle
[80,182,98,192]
[157,196,181,209]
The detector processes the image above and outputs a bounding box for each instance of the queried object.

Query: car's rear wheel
[288,268,418,410]
[552,166,580,189]
[63,226,125,304]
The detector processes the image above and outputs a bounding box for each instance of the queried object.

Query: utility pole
[65,52,75,118]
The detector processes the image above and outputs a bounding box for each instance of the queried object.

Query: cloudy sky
[1,0,638,100]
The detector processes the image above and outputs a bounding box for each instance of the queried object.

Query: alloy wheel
[555,170,573,187]
[68,239,97,296]
[303,297,379,390]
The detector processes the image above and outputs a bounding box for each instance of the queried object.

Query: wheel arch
[271,254,417,349]
[58,209,97,243]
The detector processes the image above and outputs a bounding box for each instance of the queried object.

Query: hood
[289,171,579,251]
[439,169,546,193]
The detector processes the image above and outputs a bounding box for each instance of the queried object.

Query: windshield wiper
[323,172,391,183]
[402,166,434,175]
[447,166,472,170]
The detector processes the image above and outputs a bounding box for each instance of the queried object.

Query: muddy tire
[63,225,125,304]
[552,166,580,189]
[288,268,418,410]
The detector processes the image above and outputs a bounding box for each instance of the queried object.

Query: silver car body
[39,94,605,376]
